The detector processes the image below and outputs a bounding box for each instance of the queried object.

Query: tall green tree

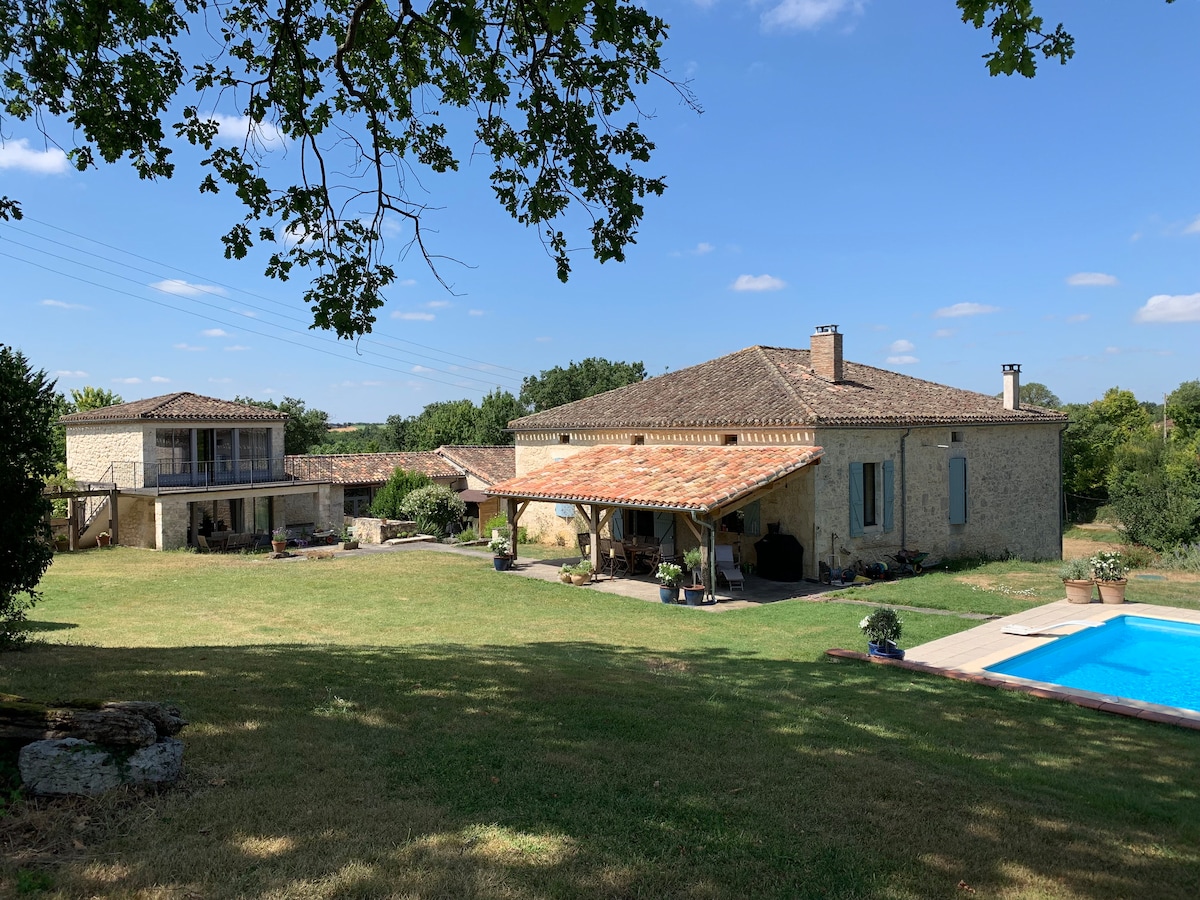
[520,358,646,412]
[235,396,330,454]
[994,382,1060,409]
[369,468,435,520]
[69,386,123,412]
[1166,380,1200,440]
[401,399,480,451]
[475,390,525,445]
[1107,435,1200,551]
[0,0,696,338]
[1061,388,1154,521]
[0,346,58,647]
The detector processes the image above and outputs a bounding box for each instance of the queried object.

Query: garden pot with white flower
[656,562,683,603]
[1091,551,1128,604]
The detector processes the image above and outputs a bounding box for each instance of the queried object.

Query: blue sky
[3,1,1197,422]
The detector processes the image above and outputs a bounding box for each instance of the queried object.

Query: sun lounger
[1000,620,1102,636]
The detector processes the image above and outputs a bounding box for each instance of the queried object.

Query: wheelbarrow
[888,549,928,576]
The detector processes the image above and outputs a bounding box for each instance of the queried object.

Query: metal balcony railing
[103,457,335,491]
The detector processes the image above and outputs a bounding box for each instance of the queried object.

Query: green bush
[1160,543,1200,572]
[483,513,508,533]
[369,468,434,519]
[458,526,477,543]
[399,485,466,537]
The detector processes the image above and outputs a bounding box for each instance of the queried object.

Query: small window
[723,434,738,446]
[559,434,570,444]
[631,435,645,445]
[951,431,964,444]
[862,462,877,526]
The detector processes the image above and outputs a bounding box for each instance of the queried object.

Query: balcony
[107,457,334,492]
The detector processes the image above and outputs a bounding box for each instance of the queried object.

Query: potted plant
[1090,550,1128,604]
[568,558,593,585]
[656,562,683,603]
[1059,557,1094,604]
[271,527,289,554]
[337,526,359,551]
[683,547,703,583]
[96,530,111,548]
[489,535,512,570]
[54,533,69,552]
[559,564,573,584]
[860,607,904,659]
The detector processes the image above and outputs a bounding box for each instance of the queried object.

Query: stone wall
[66,423,146,482]
[117,494,158,549]
[351,517,417,543]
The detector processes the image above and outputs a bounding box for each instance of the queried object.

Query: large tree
[0,346,58,647]
[520,357,645,412]
[2,2,1160,338]
[994,381,1060,409]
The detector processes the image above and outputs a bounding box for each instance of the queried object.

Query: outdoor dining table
[622,541,657,574]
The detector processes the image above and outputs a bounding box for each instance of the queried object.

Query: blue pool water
[986,616,1200,714]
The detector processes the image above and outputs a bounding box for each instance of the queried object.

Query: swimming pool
[986,615,1200,714]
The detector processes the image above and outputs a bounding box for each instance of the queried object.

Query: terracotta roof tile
[507,346,1068,431]
[487,445,823,513]
[435,445,516,485]
[59,392,287,424]
[289,452,460,484]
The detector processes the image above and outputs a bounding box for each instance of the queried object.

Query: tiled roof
[435,445,516,485]
[59,392,287,424]
[288,452,460,485]
[486,445,823,513]
[507,346,1069,430]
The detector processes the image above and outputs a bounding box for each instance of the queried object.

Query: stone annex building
[487,326,1069,580]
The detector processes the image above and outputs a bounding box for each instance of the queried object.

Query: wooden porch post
[590,505,601,572]
[68,497,79,551]
[505,498,519,561]
[109,488,120,545]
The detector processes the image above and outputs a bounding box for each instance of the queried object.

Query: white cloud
[731,274,786,292]
[173,343,206,352]
[202,328,229,337]
[399,278,418,287]
[933,328,955,339]
[40,299,89,310]
[886,355,919,365]
[392,311,435,321]
[762,0,862,31]
[1067,272,1118,287]
[427,300,451,309]
[224,345,250,352]
[1134,293,1200,323]
[151,279,227,298]
[150,375,171,383]
[933,302,1000,318]
[0,138,69,174]
[1184,216,1200,235]
[362,380,383,387]
[412,365,432,373]
[889,339,914,353]
[55,370,88,378]
[1105,346,1121,355]
[468,309,485,317]
[1066,313,1091,323]
[206,113,285,149]
[114,377,142,384]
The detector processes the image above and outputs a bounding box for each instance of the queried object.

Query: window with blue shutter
[882,460,894,533]
[849,462,864,537]
[949,457,967,525]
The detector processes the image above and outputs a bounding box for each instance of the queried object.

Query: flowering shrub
[488,536,511,556]
[859,607,903,645]
[655,562,683,586]
[1090,550,1128,582]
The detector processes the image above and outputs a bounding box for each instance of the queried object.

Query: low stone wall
[351,517,418,544]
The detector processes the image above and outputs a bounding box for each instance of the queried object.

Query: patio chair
[605,542,631,579]
[649,540,678,571]
[195,534,211,553]
[715,544,744,592]
[577,533,591,557]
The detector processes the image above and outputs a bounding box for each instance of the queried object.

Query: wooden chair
[605,542,631,579]
[577,533,591,557]
[196,535,211,553]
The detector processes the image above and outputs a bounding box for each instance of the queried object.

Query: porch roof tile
[487,445,823,513]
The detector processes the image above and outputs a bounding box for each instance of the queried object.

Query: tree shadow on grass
[2,640,1198,899]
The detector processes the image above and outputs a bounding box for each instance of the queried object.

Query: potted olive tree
[1059,557,1094,604]
[860,607,904,659]
[681,547,705,605]
[1091,551,1128,604]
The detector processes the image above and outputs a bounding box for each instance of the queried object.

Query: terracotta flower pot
[571,573,591,586]
[1063,578,1094,604]
[1096,579,1127,604]
[272,540,288,553]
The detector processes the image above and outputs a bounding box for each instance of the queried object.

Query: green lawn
[2,548,1199,899]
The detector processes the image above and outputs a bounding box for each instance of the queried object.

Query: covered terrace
[485,444,823,600]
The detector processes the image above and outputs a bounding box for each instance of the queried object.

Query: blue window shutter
[949,457,967,525]
[849,462,864,537]
[654,512,674,541]
[612,511,624,540]
[882,460,895,533]
[743,500,761,536]
[555,503,574,519]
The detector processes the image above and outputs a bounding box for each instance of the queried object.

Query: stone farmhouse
[487,326,1069,581]
[61,393,516,550]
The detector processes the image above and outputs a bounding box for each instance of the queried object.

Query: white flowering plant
[488,535,511,556]
[859,607,903,645]
[1090,551,1127,582]
[655,562,683,586]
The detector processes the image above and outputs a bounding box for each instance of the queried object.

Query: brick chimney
[811,325,843,383]
[1002,363,1021,410]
